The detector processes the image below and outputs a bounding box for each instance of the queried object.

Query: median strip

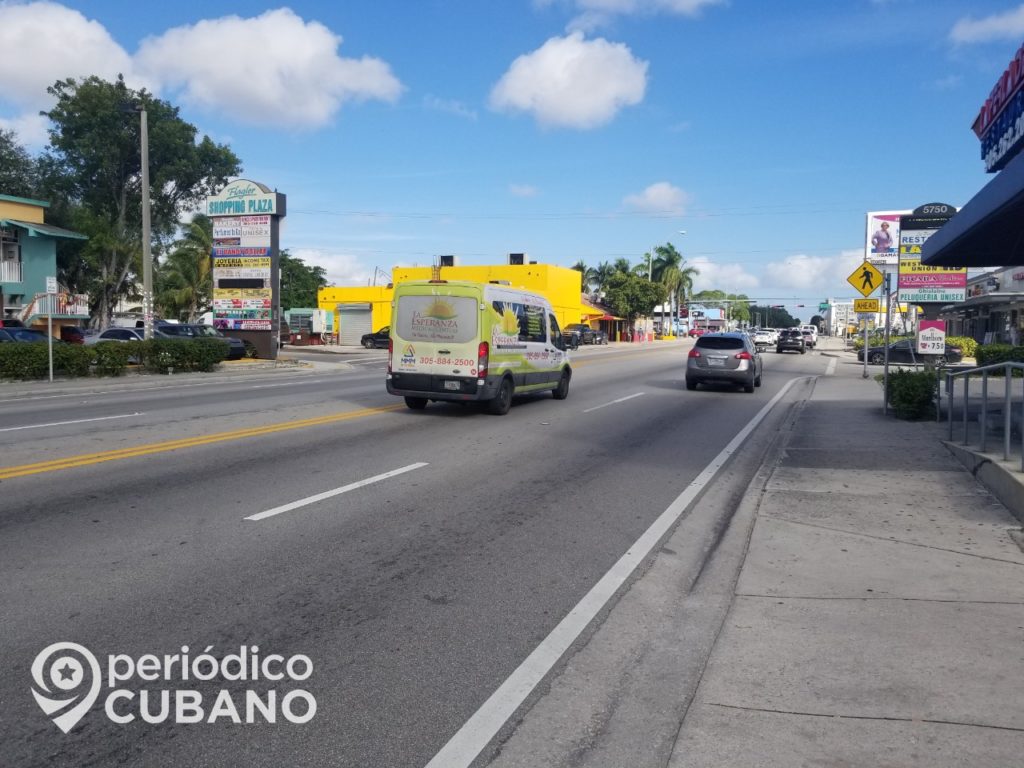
[0,405,404,480]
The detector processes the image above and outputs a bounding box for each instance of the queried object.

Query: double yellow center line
[0,405,404,480]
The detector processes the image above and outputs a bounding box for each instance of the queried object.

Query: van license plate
[444,380,460,390]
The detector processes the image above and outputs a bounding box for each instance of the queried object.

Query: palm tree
[613,257,633,275]
[570,260,598,295]
[156,214,213,322]
[593,261,615,300]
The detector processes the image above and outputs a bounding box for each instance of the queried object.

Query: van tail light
[687,348,701,358]
[387,338,393,374]
[478,341,489,379]
[735,351,753,360]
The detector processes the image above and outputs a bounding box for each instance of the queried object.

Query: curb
[943,440,1024,525]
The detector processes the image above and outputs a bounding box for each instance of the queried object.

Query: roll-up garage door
[338,303,372,345]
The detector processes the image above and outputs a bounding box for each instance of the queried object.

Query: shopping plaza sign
[973,40,1024,172]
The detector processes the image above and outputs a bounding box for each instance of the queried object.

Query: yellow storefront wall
[318,263,589,337]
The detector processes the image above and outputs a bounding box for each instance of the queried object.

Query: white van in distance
[386,280,573,414]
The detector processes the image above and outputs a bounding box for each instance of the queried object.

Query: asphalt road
[1,344,829,768]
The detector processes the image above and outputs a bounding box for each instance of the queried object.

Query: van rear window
[395,294,478,344]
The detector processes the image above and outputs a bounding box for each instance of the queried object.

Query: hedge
[886,369,939,420]
[975,344,1024,374]
[0,337,230,381]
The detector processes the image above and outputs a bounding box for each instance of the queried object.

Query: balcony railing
[0,260,22,283]
[21,291,90,321]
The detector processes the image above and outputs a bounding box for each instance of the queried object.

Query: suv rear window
[696,336,743,350]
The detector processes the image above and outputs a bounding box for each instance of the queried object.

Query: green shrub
[93,341,134,376]
[0,342,50,380]
[947,335,976,358]
[136,338,228,373]
[53,344,93,377]
[975,344,1024,376]
[887,369,938,420]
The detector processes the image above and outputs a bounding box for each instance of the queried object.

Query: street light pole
[139,106,153,340]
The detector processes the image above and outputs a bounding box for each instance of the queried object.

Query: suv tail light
[478,341,489,379]
[687,348,701,358]
[735,351,753,360]
[387,338,393,374]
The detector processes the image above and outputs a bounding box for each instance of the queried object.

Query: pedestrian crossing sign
[847,261,883,298]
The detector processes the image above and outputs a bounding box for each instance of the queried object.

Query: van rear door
[392,291,481,385]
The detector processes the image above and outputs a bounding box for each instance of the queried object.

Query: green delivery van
[386,280,572,414]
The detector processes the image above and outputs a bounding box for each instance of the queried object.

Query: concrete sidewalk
[669,355,1024,766]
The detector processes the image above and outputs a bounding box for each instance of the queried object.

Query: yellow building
[319,262,598,345]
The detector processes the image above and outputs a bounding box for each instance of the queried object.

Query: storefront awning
[921,149,1024,268]
[597,313,624,321]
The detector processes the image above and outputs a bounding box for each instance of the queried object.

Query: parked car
[857,339,963,365]
[60,326,87,344]
[563,323,607,345]
[686,332,763,393]
[361,326,390,349]
[280,317,291,348]
[85,327,153,344]
[157,323,246,360]
[0,318,25,328]
[688,327,707,338]
[0,327,54,343]
[776,329,806,354]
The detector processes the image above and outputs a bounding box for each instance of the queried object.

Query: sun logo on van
[423,299,457,320]
[496,304,520,335]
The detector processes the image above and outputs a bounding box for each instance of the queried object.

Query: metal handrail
[945,362,1024,471]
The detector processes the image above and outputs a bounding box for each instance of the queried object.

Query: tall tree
[156,213,213,322]
[280,250,328,309]
[612,257,633,275]
[593,261,615,299]
[570,259,597,295]
[42,75,241,325]
[603,271,667,326]
[0,129,37,197]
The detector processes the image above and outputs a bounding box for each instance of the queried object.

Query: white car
[751,329,773,350]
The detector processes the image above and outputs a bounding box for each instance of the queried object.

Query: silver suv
[686,332,763,393]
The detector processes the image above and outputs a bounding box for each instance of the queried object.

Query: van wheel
[488,378,513,415]
[404,397,428,410]
[552,370,570,400]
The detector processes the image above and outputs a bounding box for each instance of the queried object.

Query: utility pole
[140,106,153,340]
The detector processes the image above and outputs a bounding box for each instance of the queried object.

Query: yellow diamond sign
[847,261,883,298]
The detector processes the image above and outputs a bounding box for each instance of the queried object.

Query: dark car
[686,332,763,393]
[0,327,54,343]
[361,326,390,349]
[776,329,806,354]
[157,323,246,360]
[0,318,25,328]
[858,338,963,365]
[60,325,87,344]
[563,323,607,345]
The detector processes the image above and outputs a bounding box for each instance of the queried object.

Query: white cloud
[761,250,863,294]
[950,5,1024,44]
[290,248,373,287]
[689,256,759,293]
[0,112,50,148]
[490,32,647,129]
[562,0,726,31]
[509,183,539,197]
[0,2,137,108]
[423,95,478,121]
[623,181,690,216]
[135,8,403,129]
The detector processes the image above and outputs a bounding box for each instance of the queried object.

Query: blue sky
[2,0,1023,317]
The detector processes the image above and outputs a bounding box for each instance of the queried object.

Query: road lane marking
[423,376,807,768]
[245,463,429,521]
[825,357,837,376]
[0,413,143,433]
[0,404,404,480]
[581,392,645,413]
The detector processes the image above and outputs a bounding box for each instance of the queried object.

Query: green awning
[1,218,87,240]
